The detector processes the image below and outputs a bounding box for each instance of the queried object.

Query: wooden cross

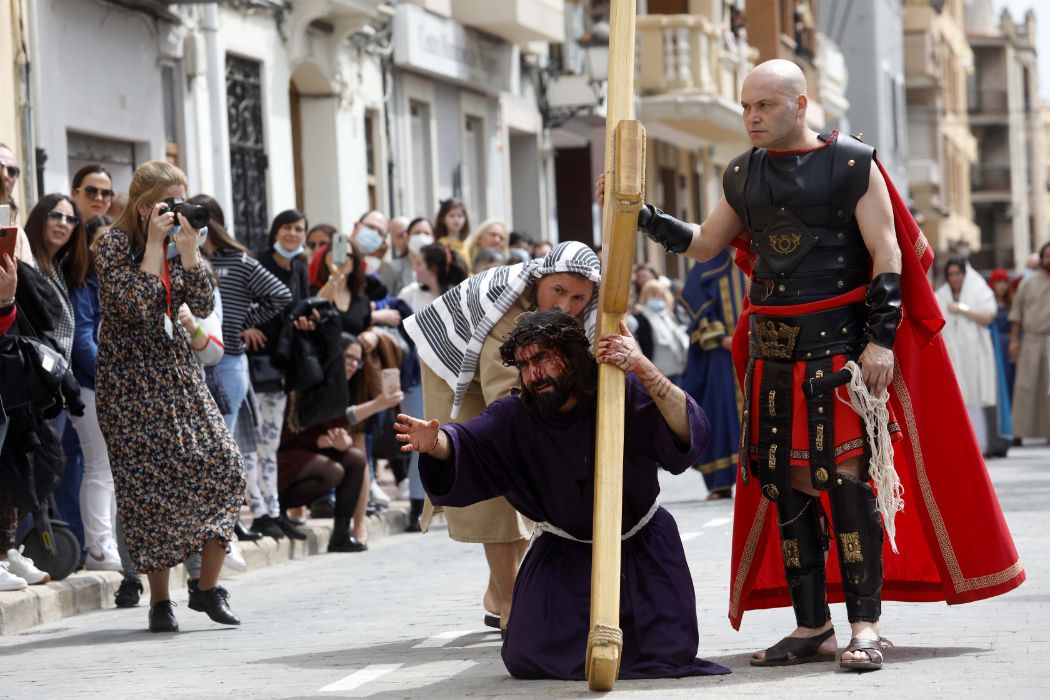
[587,0,644,691]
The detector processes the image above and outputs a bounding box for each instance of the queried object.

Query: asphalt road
[1,447,1047,699]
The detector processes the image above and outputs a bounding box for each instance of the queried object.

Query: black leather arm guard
[864,272,902,349]
[637,204,694,255]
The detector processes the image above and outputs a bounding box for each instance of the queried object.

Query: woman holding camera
[94,161,245,633]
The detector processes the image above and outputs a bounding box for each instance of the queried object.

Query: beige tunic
[1008,270,1050,438]
[419,294,533,543]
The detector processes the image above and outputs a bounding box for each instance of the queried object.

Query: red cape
[726,161,1025,630]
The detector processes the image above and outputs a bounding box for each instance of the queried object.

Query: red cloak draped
[726,161,1025,630]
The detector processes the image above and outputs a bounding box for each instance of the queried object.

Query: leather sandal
[750,627,836,667]
[839,637,885,671]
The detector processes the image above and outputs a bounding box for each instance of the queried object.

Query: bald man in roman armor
[598,59,1023,672]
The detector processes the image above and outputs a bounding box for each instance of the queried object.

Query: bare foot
[842,621,880,663]
[483,587,499,616]
[752,621,836,662]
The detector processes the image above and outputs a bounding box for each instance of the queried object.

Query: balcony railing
[970,88,1009,114]
[636,14,753,103]
[972,165,1011,191]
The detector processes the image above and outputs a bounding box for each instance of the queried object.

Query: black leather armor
[723,132,876,306]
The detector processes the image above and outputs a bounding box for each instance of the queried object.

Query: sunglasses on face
[1,164,19,179]
[79,185,114,200]
[47,211,80,226]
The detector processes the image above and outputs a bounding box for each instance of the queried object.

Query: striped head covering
[403,241,602,418]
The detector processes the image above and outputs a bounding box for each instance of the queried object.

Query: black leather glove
[864,272,902,349]
[637,204,694,255]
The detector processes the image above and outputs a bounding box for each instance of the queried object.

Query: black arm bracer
[864,272,902,349]
[637,204,694,255]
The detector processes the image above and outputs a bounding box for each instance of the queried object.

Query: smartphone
[381,367,401,395]
[332,232,349,265]
[0,226,16,263]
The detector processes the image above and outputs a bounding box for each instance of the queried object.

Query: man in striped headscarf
[403,240,601,635]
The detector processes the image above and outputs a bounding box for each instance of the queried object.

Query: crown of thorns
[499,310,589,367]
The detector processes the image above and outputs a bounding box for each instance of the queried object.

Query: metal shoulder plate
[832,134,876,215]
[723,149,754,229]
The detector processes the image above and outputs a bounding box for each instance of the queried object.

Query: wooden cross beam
[587,0,644,692]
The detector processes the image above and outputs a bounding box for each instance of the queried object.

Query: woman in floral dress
[94,161,245,633]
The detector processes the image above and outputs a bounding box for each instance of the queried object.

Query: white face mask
[645,297,666,313]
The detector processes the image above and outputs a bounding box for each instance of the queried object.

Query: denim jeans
[216,353,249,433]
[401,381,426,500]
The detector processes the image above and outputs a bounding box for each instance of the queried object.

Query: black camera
[159,197,210,230]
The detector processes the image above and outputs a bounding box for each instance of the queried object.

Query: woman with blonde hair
[463,218,509,274]
[93,161,245,633]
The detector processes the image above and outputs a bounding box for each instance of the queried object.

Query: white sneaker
[396,480,411,501]
[84,543,123,572]
[4,547,50,585]
[369,480,391,506]
[223,542,247,573]
[0,561,28,591]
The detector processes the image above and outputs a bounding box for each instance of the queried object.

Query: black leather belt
[750,272,869,304]
[749,304,866,361]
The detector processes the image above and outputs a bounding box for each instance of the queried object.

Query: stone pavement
[0,506,408,636]
[0,446,1046,699]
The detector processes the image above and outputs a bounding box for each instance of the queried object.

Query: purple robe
[420,375,731,681]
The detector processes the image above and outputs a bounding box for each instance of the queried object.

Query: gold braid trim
[892,370,1024,592]
[696,453,738,474]
[913,232,929,259]
[729,499,770,619]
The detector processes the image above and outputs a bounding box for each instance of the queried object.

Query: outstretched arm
[394,414,451,461]
[594,174,744,263]
[595,320,691,443]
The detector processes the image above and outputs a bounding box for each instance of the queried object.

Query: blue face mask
[645,298,666,313]
[273,240,305,259]
[166,226,209,259]
[356,226,385,255]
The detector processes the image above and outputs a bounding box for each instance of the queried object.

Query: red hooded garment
[727,160,1025,630]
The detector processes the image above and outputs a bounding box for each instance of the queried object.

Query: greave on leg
[776,488,830,629]
[829,475,883,623]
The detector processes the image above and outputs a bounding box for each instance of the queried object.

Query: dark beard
[525,378,570,414]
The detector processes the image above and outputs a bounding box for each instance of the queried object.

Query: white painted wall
[30,0,170,195]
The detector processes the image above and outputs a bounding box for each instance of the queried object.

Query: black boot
[148,600,179,633]
[250,515,285,540]
[188,583,241,625]
[775,488,831,629]
[274,514,308,541]
[406,499,424,533]
[234,521,263,542]
[829,475,884,623]
[328,517,367,553]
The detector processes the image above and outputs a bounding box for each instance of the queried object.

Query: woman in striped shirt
[239,209,312,541]
[193,196,290,433]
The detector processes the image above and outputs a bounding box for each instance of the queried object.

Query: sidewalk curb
[0,506,409,636]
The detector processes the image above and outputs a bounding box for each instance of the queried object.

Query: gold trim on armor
[768,389,777,416]
[783,539,801,568]
[756,321,801,359]
[839,532,864,563]
[768,444,777,469]
[816,424,825,452]
[768,232,802,255]
[891,371,1024,593]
